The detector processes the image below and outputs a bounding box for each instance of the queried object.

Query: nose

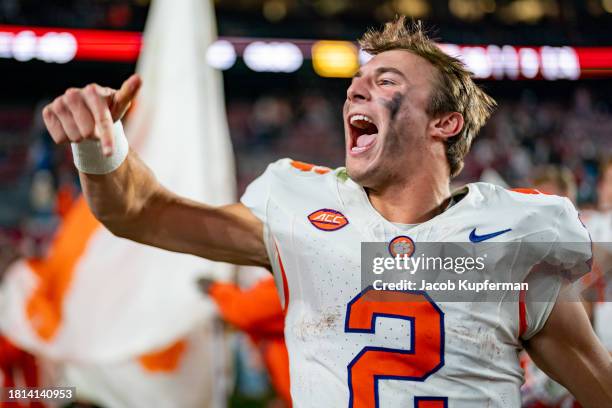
[346,76,370,103]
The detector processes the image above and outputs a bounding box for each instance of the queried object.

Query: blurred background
[0,1,611,407]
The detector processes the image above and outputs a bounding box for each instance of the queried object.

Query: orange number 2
[345,287,446,408]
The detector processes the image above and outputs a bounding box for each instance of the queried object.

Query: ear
[429,112,464,141]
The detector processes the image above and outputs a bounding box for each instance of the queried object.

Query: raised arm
[42,75,269,268]
[524,289,612,408]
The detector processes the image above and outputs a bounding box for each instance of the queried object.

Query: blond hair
[359,17,497,177]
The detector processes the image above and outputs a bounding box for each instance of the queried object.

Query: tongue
[356,133,377,148]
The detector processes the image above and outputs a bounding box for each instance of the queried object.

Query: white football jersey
[241,159,592,408]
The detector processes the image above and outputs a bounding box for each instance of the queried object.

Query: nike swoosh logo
[469,228,512,242]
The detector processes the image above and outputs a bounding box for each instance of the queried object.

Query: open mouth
[349,114,379,154]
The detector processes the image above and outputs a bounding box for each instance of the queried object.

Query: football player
[41,17,612,408]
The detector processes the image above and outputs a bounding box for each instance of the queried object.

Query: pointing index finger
[82,84,115,156]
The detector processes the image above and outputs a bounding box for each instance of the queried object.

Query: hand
[42,74,142,156]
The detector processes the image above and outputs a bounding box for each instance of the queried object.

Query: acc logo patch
[308,209,349,231]
[388,235,416,258]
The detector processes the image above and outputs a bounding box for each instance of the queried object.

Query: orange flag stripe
[26,197,100,341]
[138,339,187,373]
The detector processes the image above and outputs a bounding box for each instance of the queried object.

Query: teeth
[349,114,374,125]
[351,146,368,153]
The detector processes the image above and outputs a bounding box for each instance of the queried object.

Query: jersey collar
[335,172,477,242]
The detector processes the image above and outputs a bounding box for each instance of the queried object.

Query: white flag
[1,0,233,406]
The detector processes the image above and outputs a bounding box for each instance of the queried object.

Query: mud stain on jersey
[479,329,503,359]
[293,307,343,340]
[447,324,502,360]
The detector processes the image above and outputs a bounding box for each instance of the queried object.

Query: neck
[367,169,451,224]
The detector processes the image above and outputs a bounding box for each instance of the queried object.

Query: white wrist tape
[71,121,129,175]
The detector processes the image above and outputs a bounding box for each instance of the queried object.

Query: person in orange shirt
[199,277,290,407]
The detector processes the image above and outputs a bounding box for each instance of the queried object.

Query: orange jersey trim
[290,160,330,175]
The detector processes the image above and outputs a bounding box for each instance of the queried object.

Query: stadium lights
[0,25,610,81]
[243,41,303,73]
[311,40,359,78]
[519,48,540,79]
[0,25,140,63]
[0,29,77,64]
[206,40,237,70]
[441,43,580,80]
